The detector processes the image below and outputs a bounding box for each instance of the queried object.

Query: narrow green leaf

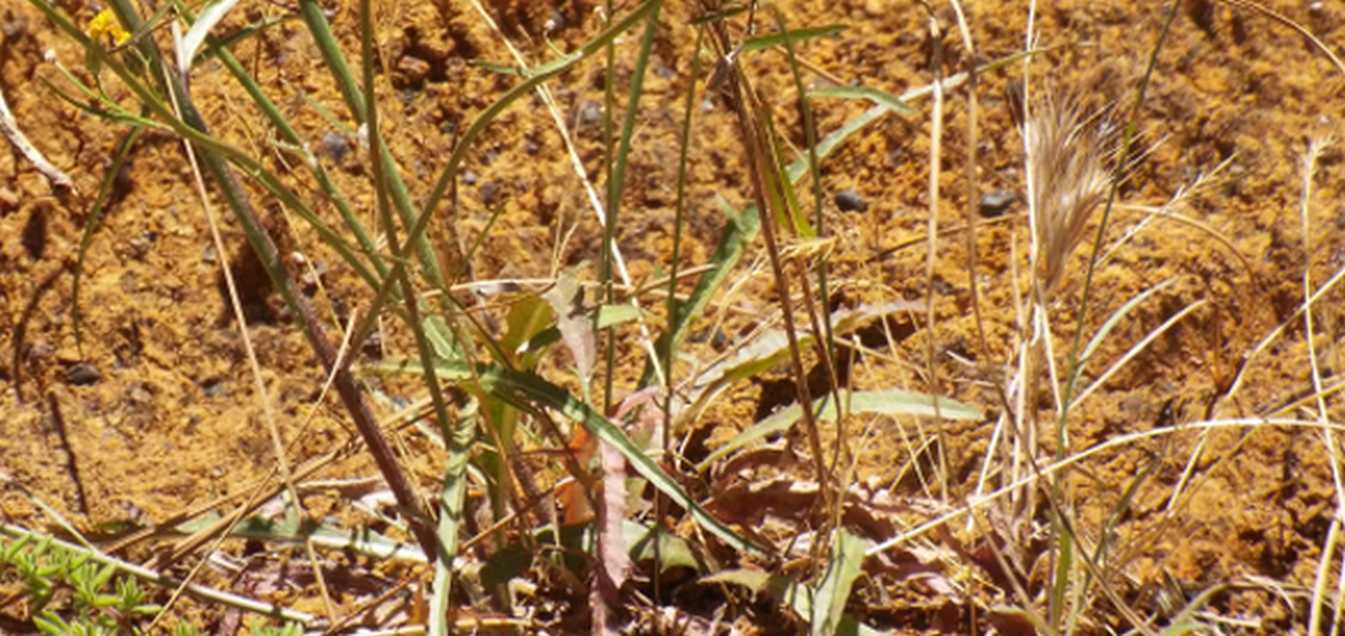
[683,302,921,418]
[704,568,887,635]
[526,303,642,355]
[741,24,846,53]
[174,515,428,563]
[808,84,917,116]
[699,389,981,470]
[813,530,870,636]
[624,520,702,573]
[194,15,291,65]
[690,4,746,25]
[1078,279,1175,374]
[73,126,141,355]
[430,417,473,636]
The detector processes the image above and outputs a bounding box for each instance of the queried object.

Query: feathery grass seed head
[1025,96,1114,295]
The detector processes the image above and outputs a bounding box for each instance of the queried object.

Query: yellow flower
[86,7,130,47]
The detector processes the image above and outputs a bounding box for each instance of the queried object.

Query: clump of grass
[23,0,1344,631]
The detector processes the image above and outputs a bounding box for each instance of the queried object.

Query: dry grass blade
[1024,96,1113,296]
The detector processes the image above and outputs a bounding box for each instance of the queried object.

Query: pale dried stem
[923,10,950,502]
[1299,136,1344,636]
[0,81,76,192]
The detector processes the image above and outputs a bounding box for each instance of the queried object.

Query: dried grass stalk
[1025,96,1114,295]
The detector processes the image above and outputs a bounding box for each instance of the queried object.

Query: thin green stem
[659,22,706,610]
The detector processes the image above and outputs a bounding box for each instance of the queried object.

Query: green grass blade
[419,0,661,225]
[193,14,292,65]
[604,0,662,251]
[703,568,886,635]
[813,529,870,636]
[640,197,759,388]
[741,24,846,53]
[684,302,918,414]
[430,416,473,636]
[697,389,981,471]
[807,85,917,116]
[1077,279,1175,378]
[172,515,427,562]
[296,1,365,121]
[299,0,455,291]
[600,0,663,410]
[72,125,141,356]
[690,5,746,25]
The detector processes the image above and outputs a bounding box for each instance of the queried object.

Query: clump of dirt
[2,0,1344,632]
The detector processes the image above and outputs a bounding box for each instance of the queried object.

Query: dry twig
[0,81,75,192]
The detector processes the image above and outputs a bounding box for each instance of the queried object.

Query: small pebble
[710,329,728,350]
[129,232,155,259]
[127,383,152,403]
[65,363,101,386]
[202,377,225,397]
[2,15,27,39]
[480,181,500,206]
[396,55,431,85]
[28,341,54,360]
[835,189,868,213]
[544,10,566,33]
[361,331,383,359]
[578,101,603,126]
[462,170,478,186]
[319,131,350,162]
[979,190,1016,217]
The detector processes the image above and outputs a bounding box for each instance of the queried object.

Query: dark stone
[65,363,100,386]
[319,132,350,162]
[22,204,48,262]
[21,204,46,260]
[480,181,501,206]
[1186,0,1216,36]
[979,190,1016,217]
[361,331,383,359]
[710,328,728,351]
[201,377,225,398]
[835,189,868,212]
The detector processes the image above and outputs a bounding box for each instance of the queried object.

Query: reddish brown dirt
[3,0,1345,633]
